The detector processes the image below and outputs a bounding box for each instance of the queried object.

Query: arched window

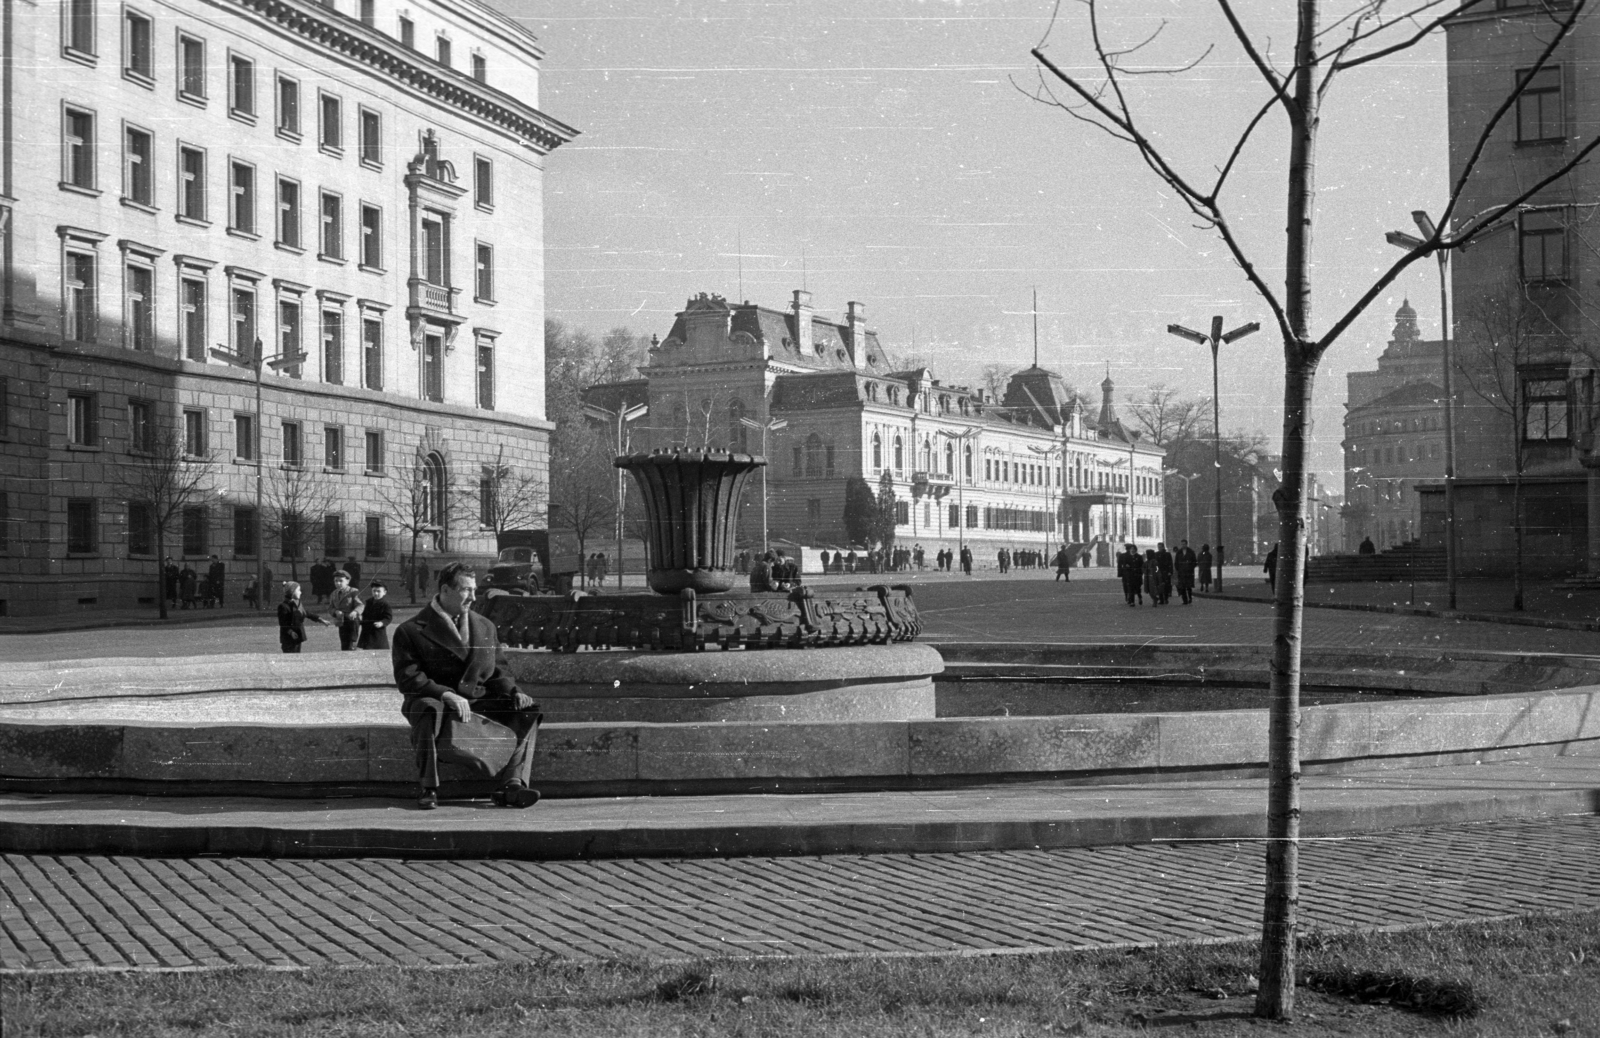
[805,433,823,477]
[422,451,448,549]
[729,400,747,451]
[893,435,904,471]
[872,433,882,470]
[944,440,954,474]
[920,436,931,471]
[792,445,803,475]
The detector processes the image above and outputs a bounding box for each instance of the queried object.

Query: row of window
[1355,442,1444,467]
[66,1,494,100]
[56,496,394,561]
[54,239,498,408]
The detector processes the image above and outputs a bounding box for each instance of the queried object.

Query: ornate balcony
[410,278,460,317]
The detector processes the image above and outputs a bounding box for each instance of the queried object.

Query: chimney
[793,289,813,356]
[846,300,866,367]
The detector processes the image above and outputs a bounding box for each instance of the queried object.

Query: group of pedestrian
[996,548,1050,572]
[582,553,609,586]
[162,555,229,609]
[277,570,393,653]
[1117,540,1207,606]
[748,549,802,592]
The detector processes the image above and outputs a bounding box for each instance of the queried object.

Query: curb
[2,785,1595,862]
[1197,590,1600,632]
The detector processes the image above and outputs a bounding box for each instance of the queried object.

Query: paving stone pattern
[4,815,1597,972]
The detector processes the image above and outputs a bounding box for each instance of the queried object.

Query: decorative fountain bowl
[616,448,762,594]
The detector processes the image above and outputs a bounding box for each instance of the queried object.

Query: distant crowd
[1115,540,1214,606]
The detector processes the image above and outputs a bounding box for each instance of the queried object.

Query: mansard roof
[652,293,890,372]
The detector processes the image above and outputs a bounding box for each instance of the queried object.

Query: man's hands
[440,690,472,721]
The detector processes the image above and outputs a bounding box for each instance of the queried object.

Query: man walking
[392,563,542,810]
[1053,544,1071,582]
[1174,539,1197,605]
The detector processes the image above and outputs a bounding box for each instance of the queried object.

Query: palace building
[584,291,1166,564]
[0,0,576,614]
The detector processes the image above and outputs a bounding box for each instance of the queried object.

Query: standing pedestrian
[206,554,226,608]
[960,545,972,575]
[358,581,393,649]
[277,581,326,653]
[1264,542,1279,593]
[1143,549,1158,606]
[1198,544,1214,592]
[328,570,364,651]
[163,556,180,608]
[1174,540,1197,605]
[179,563,198,609]
[1053,544,1071,582]
[344,556,362,587]
[310,558,334,604]
[1155,542,1174,605]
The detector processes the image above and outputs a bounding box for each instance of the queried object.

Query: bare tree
[1029,0,1600,1017]
[464,445,548,547]
[264,464,337,586]
[980,363,1010,402]
[1127,383,1210,446]
[112,427,216,620]
[375,444,443,605]
[548,423,617,561]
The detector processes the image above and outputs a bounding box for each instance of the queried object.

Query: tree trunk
[156,527,168,621]
[1512,449,1524,612]
[1257,0,1320,1020]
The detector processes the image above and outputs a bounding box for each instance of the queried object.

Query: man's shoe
[417,789,438,810]
[492,783,541,809]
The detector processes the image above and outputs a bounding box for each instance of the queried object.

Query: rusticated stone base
[477,585,920,652]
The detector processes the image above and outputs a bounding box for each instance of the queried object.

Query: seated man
[392,562,542,810]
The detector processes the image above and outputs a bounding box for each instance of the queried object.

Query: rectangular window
[67,392,97,446]
[231,285,256,354]
[474,242,494,302]
[320,191,343,259]
[476,342,494,410]
[125,262,154,351]
[181,503,207,555]
[359,204,381,268]
[362,316,383,389]
[895,501,910,525]
[67,499,98,555]
[233,506,257,556]
[180,276,206,360]
[364,515,384,559]
[358,0,374,25]
[124,124,153,204]
[949,504,960,529]
[359,108,380,166]
[423,334,443,401]
[277,177,300,248]
[364,429,383,473]
[228,53,254,117]
[1520,208,1567,283]
[124,9,153,80]
[64,250,96,343]
[421,216,445,285]
[178,144,205,219]
[64,107,95,189]
[178,33,205,100]
[398,15,414,48]
[435,36,451,66]
[282,420,302,466]
[1524,378,1571,442]
[128,501,153,555]
[319,93,341,151]
[229,160,255,234]
[471,53,486,83]
[129,399,153,452]
[324,425,343,469]
[323,513,344,558]
[322,308,343,384]
[278,298,300,376]
[183,408,206,455]
[234,413,255,459]
[474,155,493,208]
[65,0,95,57]
[1516,66,1562,144]
[277,75,300,136]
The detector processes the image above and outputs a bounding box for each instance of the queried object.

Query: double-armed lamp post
[210,337,305,608]
[1386,210,1458,610]
[740,415,788,554]
[1166,316,1260,591]
[582,401,648,589]
[1164,468,1199,543]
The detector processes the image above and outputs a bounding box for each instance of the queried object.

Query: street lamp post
[1167,316,1260,590]
[1386,211,1458,610]
[740,415,788,554]
[939,428,979,565]
[1126,430,1141,543]
[582,401,648,589]
[1029,441,1064,560]
[211,337,304,608]
[1165,468,1199,543]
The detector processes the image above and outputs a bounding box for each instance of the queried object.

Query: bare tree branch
[1332,0,1492,69]
[1215,0,1289,101]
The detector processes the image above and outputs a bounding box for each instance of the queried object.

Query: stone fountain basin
[2,645,1598,798]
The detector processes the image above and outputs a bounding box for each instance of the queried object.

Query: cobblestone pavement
[4,814,1596,972]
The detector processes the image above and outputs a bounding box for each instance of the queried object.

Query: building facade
[1340,301,1447,551]
[587,291,1166,566]
[0,0,575,614]
[1443,2,1599,578]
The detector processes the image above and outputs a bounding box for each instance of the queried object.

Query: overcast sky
[501,0,1450,483]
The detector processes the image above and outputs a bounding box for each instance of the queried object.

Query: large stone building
[1340,301,1447,550]
[586,291,1166,565]
[1442,2,1598,578]
[0,0,575,614]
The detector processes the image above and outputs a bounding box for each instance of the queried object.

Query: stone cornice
[222,0,579,153]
